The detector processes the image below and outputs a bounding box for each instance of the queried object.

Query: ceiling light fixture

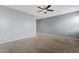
[37,5,54,14]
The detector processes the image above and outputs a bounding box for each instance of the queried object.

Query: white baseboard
[0,34,36,44]
[38,32,79,40]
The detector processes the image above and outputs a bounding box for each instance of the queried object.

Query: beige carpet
[0,33,79,53]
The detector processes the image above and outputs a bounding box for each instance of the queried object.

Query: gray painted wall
[0,6,36,43]
[37,11,79,38]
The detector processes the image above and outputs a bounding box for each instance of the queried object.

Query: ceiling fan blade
[47,9,54,11]
[38,7,43,9]
[45,5,51,9]
[37,10,43,12]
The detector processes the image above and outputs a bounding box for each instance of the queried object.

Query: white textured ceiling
[6,5,79,19]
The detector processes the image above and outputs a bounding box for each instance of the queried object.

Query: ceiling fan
[37,5,54,14]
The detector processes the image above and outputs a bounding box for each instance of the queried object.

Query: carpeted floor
[0,33,79,53]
